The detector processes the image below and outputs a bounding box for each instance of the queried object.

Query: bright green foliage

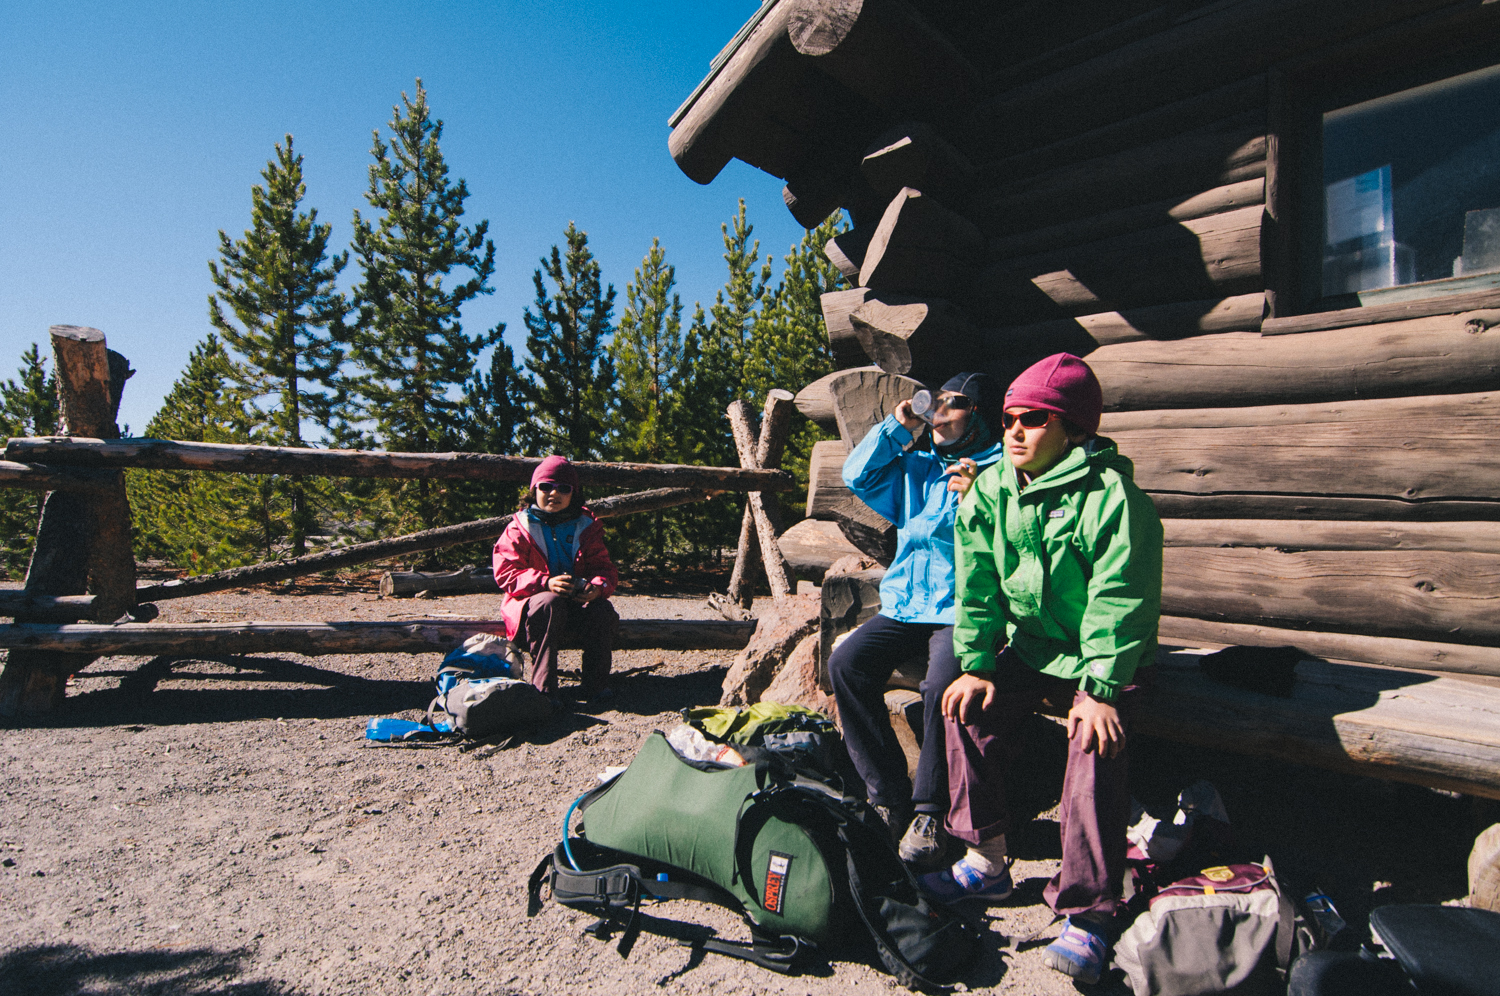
[516,223,617,461]
[674,200,773,561]
[127,336,277,572]
[0,344,59,578]
[607,238,684,561]
[208,134,349,555]
[346,80,501,533]
[745,214,849,515]
[452,340,527,523]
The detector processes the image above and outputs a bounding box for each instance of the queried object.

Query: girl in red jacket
[492,456,619,705]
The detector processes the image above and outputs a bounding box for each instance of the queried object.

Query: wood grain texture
[1163,546,1500,645]
[6,438,795,492]
[380,567,498,598]
[135,486,708,602]
[1263,288,1500,336]
[827,366,922,445]
[1138,649,1500,800]
[777,518,862,584]
[1164,519,1500,554]
[824,226,874,280]
[977,204,1264,322]
[860,121,974,204]
[726,395,796,603]
[806,439,850,521]
[0,618,758,656]
[849,295,970,378]
[1088,312,1500,411]
[957,0,1457,163]
[668,0,800,185]
[1148,495,1500,523]
[1158,616,1500,678]
[821,288,876,368]
[988,178,1265,262]
[1104,392,1500,504]
[971,111,1266,239]
[860,187,984,299]
[787,0,979,118]
[0,460,113,493]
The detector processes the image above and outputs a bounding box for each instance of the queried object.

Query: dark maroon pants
[520,592,618,695]
[943,647,1147,917]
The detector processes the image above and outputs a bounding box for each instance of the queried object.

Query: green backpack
[527,731,979,989]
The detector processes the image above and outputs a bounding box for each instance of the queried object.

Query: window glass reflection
[1323,62,1500,300]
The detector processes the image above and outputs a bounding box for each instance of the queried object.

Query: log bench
[0,618,757,657]
[821,567,1500,801]
[880,647,1500,803]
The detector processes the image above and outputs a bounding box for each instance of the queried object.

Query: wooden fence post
[0,327,135,714]
[725,391,797,605]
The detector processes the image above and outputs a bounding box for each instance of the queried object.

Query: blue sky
[0,0,806,433]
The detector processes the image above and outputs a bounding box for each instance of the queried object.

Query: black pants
[827,613,961,813]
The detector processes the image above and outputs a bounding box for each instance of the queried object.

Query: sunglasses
[1000,409,1056,430]
[535,482,573,495]
[933,394,974,412]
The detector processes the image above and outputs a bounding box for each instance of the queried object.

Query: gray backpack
[1114,859,1313,996]
[428,677,553,741]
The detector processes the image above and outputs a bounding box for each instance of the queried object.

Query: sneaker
[1042,918,1110,985]
[898,814,948,870]
[918,855,1014,905]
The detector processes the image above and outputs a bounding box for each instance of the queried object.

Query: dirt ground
[1,582,1493,996]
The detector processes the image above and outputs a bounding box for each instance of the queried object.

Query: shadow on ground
[0,943,292,996]
[6,655,730,732]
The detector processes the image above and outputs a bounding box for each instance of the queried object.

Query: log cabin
[668,0,1500,829]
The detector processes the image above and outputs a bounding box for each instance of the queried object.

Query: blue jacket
[842,415,1008,625]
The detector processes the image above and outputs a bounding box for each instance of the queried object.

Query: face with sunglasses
[533,480,574,512]
[895,391,973,445]
[1004,406,1086,476]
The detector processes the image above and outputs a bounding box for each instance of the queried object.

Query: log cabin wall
[669,0,1500,676]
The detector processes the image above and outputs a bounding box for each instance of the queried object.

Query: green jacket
[953,436,1163,702]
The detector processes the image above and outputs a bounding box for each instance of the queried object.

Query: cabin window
[1316,61,1500,306]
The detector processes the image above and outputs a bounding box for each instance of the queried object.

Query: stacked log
[667,0,1500,843]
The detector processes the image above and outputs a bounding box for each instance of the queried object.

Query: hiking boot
[898,813,948,871]
[918,855,1014,905]
[873,804,913,845]
[1042,917,1110,985]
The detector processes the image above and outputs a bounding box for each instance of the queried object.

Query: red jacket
[491,507,618,640]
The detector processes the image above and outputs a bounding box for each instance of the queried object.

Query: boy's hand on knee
[1067,695,1125,759]
[942,674,996,724]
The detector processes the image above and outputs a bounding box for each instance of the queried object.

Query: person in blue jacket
[829,371,1007,870]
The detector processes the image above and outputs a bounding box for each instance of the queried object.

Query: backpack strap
[841,838,954,992]
[1275,881,1298,978]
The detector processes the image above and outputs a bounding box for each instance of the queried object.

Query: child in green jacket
[919,353,1163,985]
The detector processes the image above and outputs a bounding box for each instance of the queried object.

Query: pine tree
[347,80,501,533]
[208,134,348,555]
[744,214,849,515]
[516,223,617,461]
[0,344,59,578]
[607,238,684,561]
[127,336,270,572]
[451,340,527,523]
[675,200,772,563]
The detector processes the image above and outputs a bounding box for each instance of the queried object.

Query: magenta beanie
[530,454,579,490]
[1003,353,1103,436]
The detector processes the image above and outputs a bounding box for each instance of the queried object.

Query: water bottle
[1303,889,1350,947]
[909,390,937,424]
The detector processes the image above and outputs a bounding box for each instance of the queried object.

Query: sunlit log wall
[670,0,1500,674]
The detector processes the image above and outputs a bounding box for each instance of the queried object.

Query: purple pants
[520,592,618,696]
[944,647,1146,917]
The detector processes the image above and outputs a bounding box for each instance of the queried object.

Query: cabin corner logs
[672,0,1500,680]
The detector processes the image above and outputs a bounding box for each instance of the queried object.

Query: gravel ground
[1,583,1492,996]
